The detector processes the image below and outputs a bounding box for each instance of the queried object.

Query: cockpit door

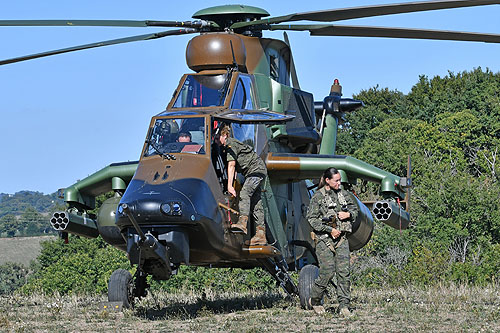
[213,109,294,124]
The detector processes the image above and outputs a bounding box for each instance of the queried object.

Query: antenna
[229,40,238,71]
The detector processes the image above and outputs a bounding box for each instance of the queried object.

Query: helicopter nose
[115,178,222,228]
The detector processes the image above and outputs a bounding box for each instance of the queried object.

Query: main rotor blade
[283,32,300,90]
[0,19,210,28]
[231,0,500,29]
[270,24,500,44]
[0,28,197,66]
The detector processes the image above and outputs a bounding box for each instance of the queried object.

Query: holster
[325,238,336,253]
[312,231,345,254]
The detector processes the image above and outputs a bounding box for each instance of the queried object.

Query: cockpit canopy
[171,72,255,110]
[173,74,229,108]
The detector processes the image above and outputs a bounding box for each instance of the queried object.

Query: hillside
[0,191,64,217]
[0,235,56,266]
[0,191,64,237]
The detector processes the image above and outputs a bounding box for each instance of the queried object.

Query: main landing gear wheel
[298,264,319,309]
[108,269,134,308]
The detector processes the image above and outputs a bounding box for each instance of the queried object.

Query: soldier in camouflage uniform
[307,167,358,316]
[216,126,268,246]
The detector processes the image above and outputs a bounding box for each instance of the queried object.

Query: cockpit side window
[231,75,254,110]
[173,74,229,108]
[144,117,206,157]
[232,123,255,148]
[269,54,279,81]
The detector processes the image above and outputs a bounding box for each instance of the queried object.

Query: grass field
[1,283,499,332]
[0,236,55,266]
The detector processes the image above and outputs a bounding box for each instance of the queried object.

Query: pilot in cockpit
[177,131,192,143]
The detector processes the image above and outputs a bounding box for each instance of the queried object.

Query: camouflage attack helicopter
[2,0,500,309]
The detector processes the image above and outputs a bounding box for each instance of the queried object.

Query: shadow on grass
[134,292,288,320]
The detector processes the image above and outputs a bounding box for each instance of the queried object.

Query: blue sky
[1,0,499,194]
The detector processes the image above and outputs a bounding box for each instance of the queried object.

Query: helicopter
[2,0,500,309]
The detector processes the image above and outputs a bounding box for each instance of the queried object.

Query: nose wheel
[108,268,150,308]
[108,269,134,308]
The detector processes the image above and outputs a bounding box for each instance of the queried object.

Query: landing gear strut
[133,268,149,298]
[259,256,298,296]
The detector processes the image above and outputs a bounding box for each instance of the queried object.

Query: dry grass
[0,236,55,266]
[1,283,500,332]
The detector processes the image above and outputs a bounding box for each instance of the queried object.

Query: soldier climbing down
[215,125,268,246]
[307,167,358,317]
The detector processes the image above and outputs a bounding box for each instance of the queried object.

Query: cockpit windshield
[144,117,206,157]
[173,74,230,108]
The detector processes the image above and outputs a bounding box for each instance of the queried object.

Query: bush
[403,243,449,286]
[22,235,275,295]
[21,236,130,295]
[0,262,28,294]
[150,266,275,293]
[352,246,410,288]
[448,243,500,285]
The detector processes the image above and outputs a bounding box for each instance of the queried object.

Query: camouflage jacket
[307,187,359,234]
[224,137,267,177]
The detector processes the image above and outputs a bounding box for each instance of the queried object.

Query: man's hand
[331,228,341,239]
[338,211,350,220]
[227,186,237,198]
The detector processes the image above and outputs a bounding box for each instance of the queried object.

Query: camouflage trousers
[239,175,265,227]
[310,235,351,307]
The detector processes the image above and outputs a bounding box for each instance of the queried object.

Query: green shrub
[403,243,449,285]
[0,262,28,294]
[150,266,275,293]
[21,236,130,295]
[478,243,500,281]
[448,243,500,285]
[22,235,275,295]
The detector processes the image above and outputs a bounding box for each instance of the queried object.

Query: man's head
[215,125,231,146]
[177,132,191,142]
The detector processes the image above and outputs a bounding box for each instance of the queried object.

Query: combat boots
[230,215,248,234]
[308,298,325,315]
[249,225,267,246]
[339,306,353,318]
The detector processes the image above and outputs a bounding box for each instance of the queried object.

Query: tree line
[0,191,63,237]
[340,67,500,285]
